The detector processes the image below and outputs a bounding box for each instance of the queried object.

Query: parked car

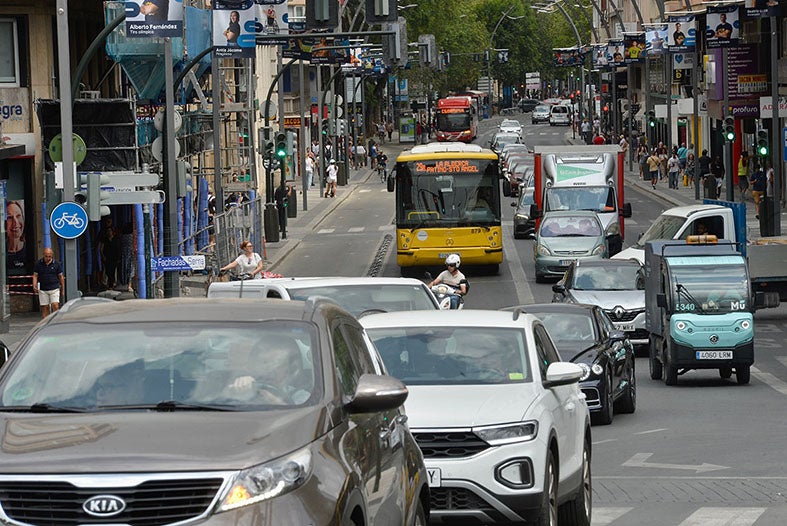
[361,309,591,526]
[511,187,537,239]
[531,104,551,124]
[498,118,523,136]
[549,104,571,126]
[552,259,648,350]
[0,298,429,525]
[208,276,442,314]
[518,98,542,113]
[490,131,522,154]
[503,303,636,425]
[534,211,607,282]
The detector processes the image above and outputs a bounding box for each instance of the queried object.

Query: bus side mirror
[754,291,780,309]
[387,170,395,192]
[502,179,511,197]
[656,293,667,308]
[529,204,541,219]
[621,202,632,218]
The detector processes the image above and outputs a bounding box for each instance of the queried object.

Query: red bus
[435,96,479,142]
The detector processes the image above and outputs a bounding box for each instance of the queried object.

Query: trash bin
[759,197,774,237]
[337,160,348,186]
[287,191,297,218]
[264,203,279,243]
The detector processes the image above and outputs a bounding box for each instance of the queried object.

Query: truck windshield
[670,263,749,313]
[635,214,685,248]
[546,187,616,213]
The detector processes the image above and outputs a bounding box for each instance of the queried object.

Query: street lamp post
[487,4,518,118]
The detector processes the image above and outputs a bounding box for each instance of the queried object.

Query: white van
[549,104,571,126]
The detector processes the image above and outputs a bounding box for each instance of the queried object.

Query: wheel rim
[630,363,636,404]
[548,460,558,526]
[582,444,592,519]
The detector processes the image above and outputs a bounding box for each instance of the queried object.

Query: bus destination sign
[414,159,481,174]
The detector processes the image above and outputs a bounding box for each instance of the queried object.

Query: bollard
[337,161,348,186]
[287,191,297,218]
[759,197,774,237]
[264,203,279,243]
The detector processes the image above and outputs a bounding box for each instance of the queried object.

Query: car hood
[613,246,645,264]
[404,384,538,427]
[570,290,644,310]
[552,341,599,363]
[539,236,603,252]
[0,406,328,473]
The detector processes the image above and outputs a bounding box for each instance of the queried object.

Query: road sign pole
[163,39,179,297]
[56,0,79,302]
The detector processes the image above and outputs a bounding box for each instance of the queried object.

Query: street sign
[102,190,166,205]
[50,202,88,239]
[151,255,206,272]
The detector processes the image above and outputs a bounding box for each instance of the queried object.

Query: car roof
[573,259,641,269]
[230,276,429,290]
[502,303,597,315]
[360,309,541,330]
[542,210,601,220]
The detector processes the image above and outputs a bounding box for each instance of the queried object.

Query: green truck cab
[644,237,779,386]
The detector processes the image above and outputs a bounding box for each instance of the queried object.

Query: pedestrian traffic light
[757,129,769,156]
[78,173,111,221]
[723,116,736,142]
[274,132,287,159]
[321,120,330,136]
[647,110,656,128]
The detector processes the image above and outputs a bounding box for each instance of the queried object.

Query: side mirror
[543,362,583,388]
[529,203,542,219]
[552,282,565,294]
[346,374,408,413]
[656,293,667,308]
[754,291,780,309]
[502,179,511,197]
[608,330,626,343]
[0,341,9,368]
[637,232,644,241]
[621,202,632,218]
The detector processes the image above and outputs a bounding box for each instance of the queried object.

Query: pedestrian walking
[686,152,697,189]
[668,151,681,189]
[32,247,65,318]
[737,151,750,202]
[325,158,338,198]
[386,121,394,142]
[638,145,649,180]
[750,163,766,219]
[305,151,316,187]
[711,156,725,199]
[647,149,661,189]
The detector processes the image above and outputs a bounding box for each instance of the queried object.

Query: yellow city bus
[389,143,503,274]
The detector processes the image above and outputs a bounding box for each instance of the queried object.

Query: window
[291,5,305,19]
[0,19,20,86]
[533,325,561,381]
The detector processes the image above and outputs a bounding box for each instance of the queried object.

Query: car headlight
[577,363,603,381]
[474,421,538,445]
[676,321,687,331]
[606,221,621,237]
[218,448,312,512]
[740,320,751,330]
[536,244,552,256]
[591,244,606,256]
[515,213,528,220]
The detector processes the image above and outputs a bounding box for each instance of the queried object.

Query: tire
[615,361,636,414]
[649,338,662,380]
[736,365,751,385]
[413,498,427,526]
[532,449,558,526]
[535,273,547,284]
[558,438,592,526]
[591,372,614,425]
[719,366,732,379]
[487,264,500,275]
[664,344,678,386]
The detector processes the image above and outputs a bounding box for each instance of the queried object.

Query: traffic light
[365,0,397,23]
[77,173,110,222]
[175,161,193,198]
[723,116,736,142]
[306,0,338,29]
[264,140,274,159]
[321,119,330,136]
[647,110,656,128]
[274,132,288,159]
[757,129,769,156]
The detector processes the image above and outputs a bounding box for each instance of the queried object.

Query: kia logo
[83,495,126,517]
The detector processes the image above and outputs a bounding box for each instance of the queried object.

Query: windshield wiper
[0,403,90,413]
[96,401,237,412]
[676,283,704,312]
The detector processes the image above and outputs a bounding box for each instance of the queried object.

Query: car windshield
[669,258,749,313]
[287,284,437,315]
[366,326,532,385]
[635,214,686,248]
[546,187,616,213]
[573,265,642,290]
[530,312,598,345]
[539,216,601,237]
[0,322,320,410]
[518,190,535,206]
[535,105,549,112]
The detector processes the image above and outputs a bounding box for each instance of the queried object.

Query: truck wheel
[719,367,732,379]
[736,365,751,385]
[649,341,662,380]
[664,341,678,385]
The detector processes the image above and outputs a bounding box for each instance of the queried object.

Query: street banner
[212,1,256,58]
[592,45,610,68]
[745,0,779,18]
[604,40,625,66]
[645,25,668,54]
[623,34,645,64]
[672,52,695,70]
[125,0,183,38]
[553,48,584,67]
[706,5,740,48]
[666,16,696,52]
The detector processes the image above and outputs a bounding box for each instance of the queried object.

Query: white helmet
[445,253,461,268]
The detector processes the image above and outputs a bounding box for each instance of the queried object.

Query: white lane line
[626,219,638,225]
[317,228,335,234]
[502,231,534,305]
[634,428,668,435]
[776,356,787,368]
[378,225,394,231]
[358,189,372,193]
[348,227,365,233]
[751,366,787,396]
[591,507,633,525]
[679,507,766,526]
[592,438,618,445]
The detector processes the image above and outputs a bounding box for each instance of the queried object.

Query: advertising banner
[666,16,696,52]
[645,25,668,54]
[745,0,779,18]
[706,5,740,48]
[604,40,625,65]
[212,1,256,58]
[623,34,645,64]
[593,45,610,68]
[125,0,183,38]
[712,45,765,101]
[553,48,584,67]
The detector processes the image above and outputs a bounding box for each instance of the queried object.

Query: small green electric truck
[644,237,780,386]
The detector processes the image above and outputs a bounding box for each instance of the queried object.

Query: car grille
[581,387,601,409]
[628,328,650,340]
[430,487,496,512]
[553,250,589,256]
[413,431,489,458]
[604,309,644,322]
[0,478,224,526]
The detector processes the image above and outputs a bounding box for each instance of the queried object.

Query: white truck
[614,202,787,300]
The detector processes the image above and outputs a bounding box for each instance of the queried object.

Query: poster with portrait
[592,45,610,68]
[125,0,183,38]
[645,25,668,54]
[5,198,27,274]
[623,34,646,63]
[212,1,255,58]
[553,48,584,67]
[706,5,740,48]
[256,0,290,44]
[745,0,779,18]
[605,40,625,65]
[666,16,696,52]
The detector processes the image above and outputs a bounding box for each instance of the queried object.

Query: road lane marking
[592,438,618,445]
[679,507,766,526]
[591,507,632,525]
[623,453,728,473]
[317,228,335,234]
[634,428,668,435]
[502,229,534,305]
[751,366,787,396]
[378,225,393,231]
[358,189,372,193]
[348,227,365,233]
[776,356,787,368]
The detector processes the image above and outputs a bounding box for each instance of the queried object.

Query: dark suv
[0,298,428,526]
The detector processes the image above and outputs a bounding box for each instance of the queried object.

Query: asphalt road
[273,113,787,525]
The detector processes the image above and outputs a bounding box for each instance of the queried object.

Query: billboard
[706,5,740,48]
[554,48,584,67]
[666,16,696,52]
[645,25,668,54]
[212,2,256,58]
[623,34,645,63]
[745,0,779,18]
[125,0,183,38]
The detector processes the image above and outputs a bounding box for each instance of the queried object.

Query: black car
[518,98,542,113]
[506,303,636,425]
[511,187,536,238]
[0,298,429,525]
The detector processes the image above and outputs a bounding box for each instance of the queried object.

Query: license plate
[559,259,574,266]
[615,323,635,332]
[427,468,442,487]
[696,350,733,360]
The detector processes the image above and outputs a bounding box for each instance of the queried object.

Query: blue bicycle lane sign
[50,202,89,239]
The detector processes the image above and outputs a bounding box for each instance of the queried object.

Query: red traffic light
[576,90,580,95]
[603,105,609,112]
[570,93,575,99]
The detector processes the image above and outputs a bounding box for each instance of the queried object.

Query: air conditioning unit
[80,91,100,99]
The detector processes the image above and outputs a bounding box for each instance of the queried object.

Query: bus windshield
[436,111,471,132]
[669,260,749,313]
[395,158,500,227]
[545,187,616,213]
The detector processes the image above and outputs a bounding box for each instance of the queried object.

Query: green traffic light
[725,131,735,142]
[758,144,768,156]
[649,120,655,128]
[276,148,286,158]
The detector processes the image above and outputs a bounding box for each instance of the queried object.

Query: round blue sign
[50,202,89,239]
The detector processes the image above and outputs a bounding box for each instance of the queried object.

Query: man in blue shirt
[32,248,65,318]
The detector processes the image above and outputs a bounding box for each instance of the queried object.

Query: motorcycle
[425,272,467,310]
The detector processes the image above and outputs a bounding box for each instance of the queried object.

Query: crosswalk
[593,506,769,525]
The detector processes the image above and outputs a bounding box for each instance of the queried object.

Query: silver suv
[362,309,592,526]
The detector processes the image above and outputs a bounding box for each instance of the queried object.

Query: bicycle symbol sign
[50,202,89,239]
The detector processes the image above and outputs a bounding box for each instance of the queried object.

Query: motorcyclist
[428,253,467,309]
